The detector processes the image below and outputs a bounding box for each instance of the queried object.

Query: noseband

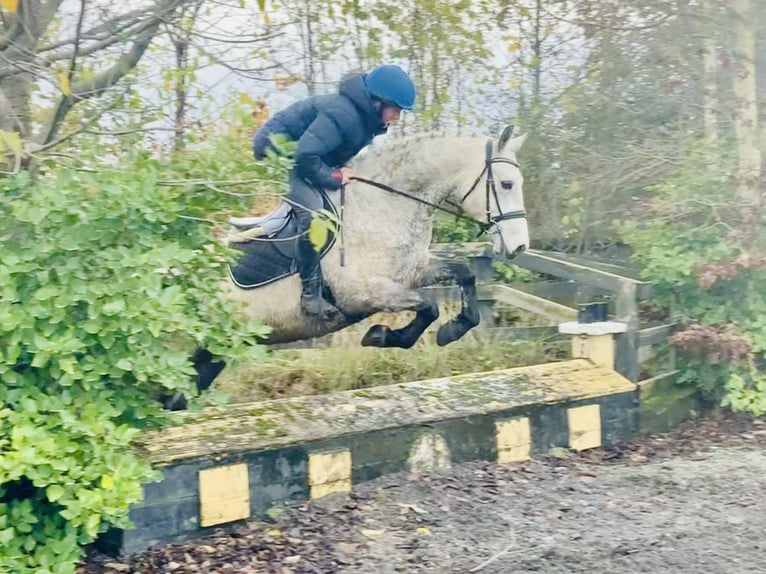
[349,139,526,231]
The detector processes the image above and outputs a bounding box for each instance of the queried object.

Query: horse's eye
[500,180,514,190]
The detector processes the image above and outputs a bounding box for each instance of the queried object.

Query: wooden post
[614,280,639,382]
[470,255,496,329]
[559,321,628,371]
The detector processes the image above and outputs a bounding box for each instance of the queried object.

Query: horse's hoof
[361,324,390,347]
[436,322,462,346]
[159,392,189,411]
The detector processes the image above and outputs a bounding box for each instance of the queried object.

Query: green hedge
[620,143,766,415]
[0,167,267,573]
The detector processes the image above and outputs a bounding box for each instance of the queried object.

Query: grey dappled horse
[194,126,529,391]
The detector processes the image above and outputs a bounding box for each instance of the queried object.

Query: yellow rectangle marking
[198,463,250,527]
[495,417,531,463]
[308,449,352,500]
[568,404,602,451]
[311,479,352,499]
[570,334,615,370]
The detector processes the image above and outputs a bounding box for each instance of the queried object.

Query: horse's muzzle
[506,244,526,260]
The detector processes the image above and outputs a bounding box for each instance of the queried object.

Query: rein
[349,175,491,230]
[348,139,526,233]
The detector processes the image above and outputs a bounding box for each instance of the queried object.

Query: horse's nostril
[506,244,526,260]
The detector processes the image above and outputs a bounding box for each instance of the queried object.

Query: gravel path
[81,412,766,574]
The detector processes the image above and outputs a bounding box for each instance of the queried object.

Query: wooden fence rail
[431,242,671,383]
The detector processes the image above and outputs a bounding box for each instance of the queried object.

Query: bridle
[349,139,526,233]
[461,139,527,226]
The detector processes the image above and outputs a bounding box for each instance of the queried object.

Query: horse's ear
[503,132,529,153]
[497,125,514,150]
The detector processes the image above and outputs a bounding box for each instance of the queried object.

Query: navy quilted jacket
[252,74,387,190]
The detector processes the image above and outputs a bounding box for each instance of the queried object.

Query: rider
[252,65,416,320]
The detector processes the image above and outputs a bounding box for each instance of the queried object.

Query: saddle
[228,201,292,242]
[227,193,337,289]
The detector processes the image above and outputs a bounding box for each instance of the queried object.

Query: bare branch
[538,2,677,33]
[36,7,156,53]
[83,126,177,136]
[159,177,287,187]
[192,42,298,78]
[36,90,133,152]
[64,0,87,93]
[36,0,201,146]
[39,20,161,145]
[36,19,155,68]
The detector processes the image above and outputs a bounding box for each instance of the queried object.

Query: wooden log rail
[121,360,637,555]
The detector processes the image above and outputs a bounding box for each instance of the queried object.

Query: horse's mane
[351,133,488,192]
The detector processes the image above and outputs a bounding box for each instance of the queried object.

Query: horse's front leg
[361,294,439,349]
[429,260,482,346]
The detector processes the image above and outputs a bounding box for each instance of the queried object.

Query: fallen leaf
[336,542,357,555]
[360,528,385,540]
[103,563,131,572]
[398,503,427,515]
[266,505,285,521]
[547,447,570,459]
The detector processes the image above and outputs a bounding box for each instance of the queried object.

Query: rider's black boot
[297,236,343,321]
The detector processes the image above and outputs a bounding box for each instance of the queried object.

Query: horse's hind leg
[159,348,226,411]
[431,260,481,346]
[193,348,226,392]
[361,296,439,349]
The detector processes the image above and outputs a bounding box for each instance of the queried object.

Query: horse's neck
[353,136,481,205]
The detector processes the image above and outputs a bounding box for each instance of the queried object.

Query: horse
[193,125,529,391]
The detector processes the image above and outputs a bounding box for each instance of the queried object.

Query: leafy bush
[432,214,535,283]
[432,213,480,244]
[620,143,766,414]
[0,166,267,573]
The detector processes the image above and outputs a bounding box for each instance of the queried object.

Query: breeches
[287,173,324,232]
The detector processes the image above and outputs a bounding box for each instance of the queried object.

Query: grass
[216,303,568,403]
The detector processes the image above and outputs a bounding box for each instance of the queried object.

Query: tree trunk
[174,38,189,153]
[532,0,542,115]
[700,1,718,145]
[701,37,718,144]
[303,0,316,95]
[731,0,762,205]
[0,0,62,135]
[0,59,31,134]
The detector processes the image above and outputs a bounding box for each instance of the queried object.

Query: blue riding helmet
[364,65,416,110]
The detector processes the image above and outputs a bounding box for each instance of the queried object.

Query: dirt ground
[81,411,766,574]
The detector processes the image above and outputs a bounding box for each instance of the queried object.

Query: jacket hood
[339,73,387,134]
